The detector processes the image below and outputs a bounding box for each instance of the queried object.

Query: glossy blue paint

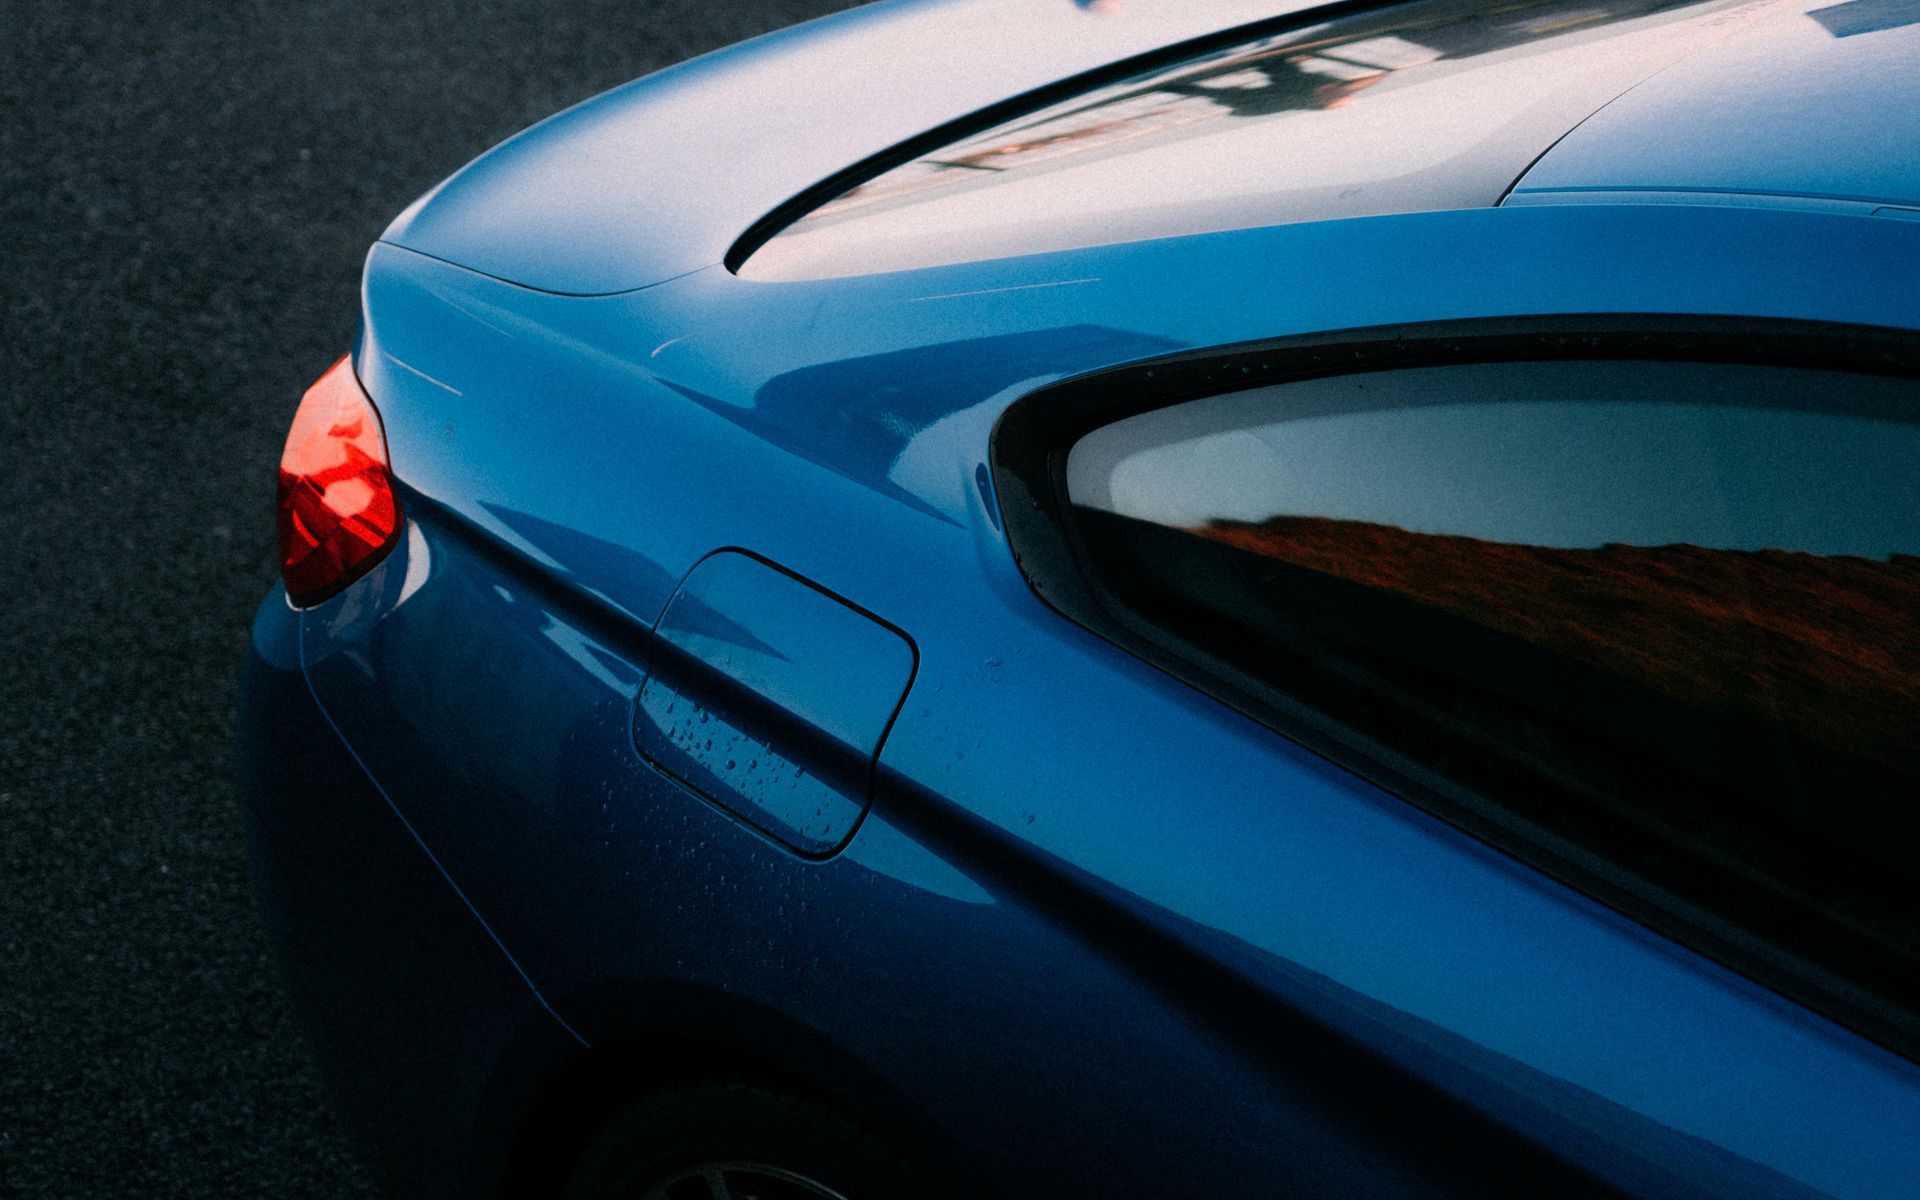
[1511,3,1920,208]
[241,2,1920,1196]
[295,198,1920,1197]
[634,550,916,856]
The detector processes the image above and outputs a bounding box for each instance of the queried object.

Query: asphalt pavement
[1,3,855,1194]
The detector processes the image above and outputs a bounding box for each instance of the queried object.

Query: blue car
[239,0,1920,1195]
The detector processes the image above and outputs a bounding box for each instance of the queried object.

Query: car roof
[1508,1,1920,213]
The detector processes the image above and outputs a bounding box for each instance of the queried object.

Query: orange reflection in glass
[1199,514,1920,777]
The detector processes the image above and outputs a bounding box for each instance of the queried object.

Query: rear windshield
[738,0,1765,280]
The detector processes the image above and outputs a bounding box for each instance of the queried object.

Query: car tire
[557,1079,924,1200]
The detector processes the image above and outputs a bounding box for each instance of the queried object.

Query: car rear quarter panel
[305,204,1920,1195]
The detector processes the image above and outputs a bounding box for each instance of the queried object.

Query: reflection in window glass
[1068,360,1920,1013]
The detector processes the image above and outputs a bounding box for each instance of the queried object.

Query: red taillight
[277,355,401,607]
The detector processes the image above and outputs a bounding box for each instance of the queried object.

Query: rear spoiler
[379,0,1312,295]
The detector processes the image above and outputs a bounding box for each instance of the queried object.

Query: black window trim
[989,313,1920,1064]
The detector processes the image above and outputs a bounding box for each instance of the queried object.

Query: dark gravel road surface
[1,3,854,1194]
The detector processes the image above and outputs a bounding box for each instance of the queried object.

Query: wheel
[558,1080,923,1200]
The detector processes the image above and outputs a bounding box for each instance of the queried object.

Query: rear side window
[1064,359,1920,1039]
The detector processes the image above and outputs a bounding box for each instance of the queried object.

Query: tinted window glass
[740,0,1763,280]
[1067,360,1920,1014]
